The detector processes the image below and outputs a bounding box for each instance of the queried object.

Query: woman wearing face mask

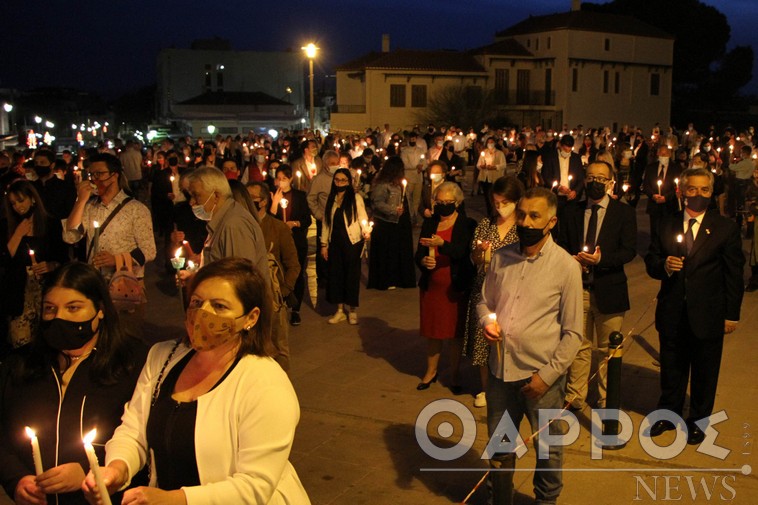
[320,168,370,324]
[1,180,68,350]
[84,258,310,505]
[461,176,524,407]
[416,182,476,393]
[517,150,544,190]
[440,140,466,186]
[0,262,147,505]
[476,139,506,216]
[420,160,449,219]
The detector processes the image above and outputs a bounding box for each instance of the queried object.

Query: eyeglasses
[89,171,113,181]
[585,176,611,184]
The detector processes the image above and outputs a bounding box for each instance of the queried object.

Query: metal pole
[309,58,315,131]
[602,330,626,450]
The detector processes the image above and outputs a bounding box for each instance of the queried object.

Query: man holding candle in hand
[643,144,682,242]
[645,167,744,445]
[477,187,583,505]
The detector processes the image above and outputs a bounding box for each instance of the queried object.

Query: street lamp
[3,103,12,113]
[301,43,318,131]
[34,116,42,124]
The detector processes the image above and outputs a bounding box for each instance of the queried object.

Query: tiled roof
[336,49,486,73]
[470,38,533,57]
[496,10,674,40]
[177,91,291,106]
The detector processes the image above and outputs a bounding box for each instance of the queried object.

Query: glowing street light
[207,124,216,135]
[302,42,319,131]
[34,116,42,124]
[3,103,12,113]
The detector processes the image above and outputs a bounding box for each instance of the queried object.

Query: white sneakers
[348,311,358,325]
[328,311,347,324]
[473,392,487,408]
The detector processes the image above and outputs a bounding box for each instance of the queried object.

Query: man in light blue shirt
[477,187,583,505]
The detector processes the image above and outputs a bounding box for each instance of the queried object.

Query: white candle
[92,221,100,257]
[622,183,629,193]
[552,180,558,191]
[488,313,502,362]
[296,170,302,190]
[401,179,407,201]
[83,429,112,505]
[28,249,37,265]
[657,180,662,195]
[25,427,44,475]
[280,197,289,222]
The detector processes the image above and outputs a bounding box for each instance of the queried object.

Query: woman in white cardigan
[83,258,310,505]
[320,168,370,325]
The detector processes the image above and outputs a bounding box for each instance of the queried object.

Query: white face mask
[327,165,340,174]
[430,173,443,183]
[496,202,516,219]
[55,172,65,180]
[487,143,495,150]
[536,162,543,172]
[559,150,571,159]
[436,141,444,147]
[255,155,266,164]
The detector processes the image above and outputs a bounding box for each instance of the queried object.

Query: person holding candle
[643,144,682,242]
[306,151,338,292]
[439,139,466,187]
[0,262,147,505]
[83,258,310,505]
[368,157,416,291]
[645,168,745,445]
[476,138,507,216]
[319,169,370,324]
[269,165,311,326]
[1,180,68,350]
[416,182,476,392]
[419,160,449,219]
[462,176,523,408]
[540,134,585,235]
[400,132,427,227]
[516,150,544,191]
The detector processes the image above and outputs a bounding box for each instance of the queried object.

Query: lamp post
[302,43,318,132]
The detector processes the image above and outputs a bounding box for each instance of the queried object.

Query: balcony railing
[333,104,366,114]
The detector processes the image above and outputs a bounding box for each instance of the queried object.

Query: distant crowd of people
[0,118,754,505]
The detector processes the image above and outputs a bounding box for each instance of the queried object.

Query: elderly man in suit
[645,167,745,445]
[558,161,637,410]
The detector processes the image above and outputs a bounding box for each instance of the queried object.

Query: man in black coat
[642,144,681,242]
[541,135,584,236]
[558,161,637,410]
[645,167,745,445]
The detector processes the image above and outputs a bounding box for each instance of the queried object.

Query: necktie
[685,218,697,255]
[585,204,600,250]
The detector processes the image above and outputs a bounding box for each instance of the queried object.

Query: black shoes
[649,420,676,437]
[290,311,301,326]
[687,422,706,445]
[417,374,438,390]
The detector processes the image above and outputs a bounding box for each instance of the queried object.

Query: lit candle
[552,180,558,191]
[83,429,112,505]
[170,248,186,309]
[401,178,407,201]
[657,180,662,195]
[488,313,502,363]
[187,260,197,271]
[568,175,573,187]
[28,249,37,265]
[622,183,629,193]
[92,221,100,258]
[185,156,190,163]
[170,175,175,183]
[280,197,289,222]
[296,170,302,190]
[182,240,194,257]
[24,427,44,475]
[355,169,362,186]
[420,154,425,160]
[676,234,685,257]
[582,245,590,253]
[262,170,267,178]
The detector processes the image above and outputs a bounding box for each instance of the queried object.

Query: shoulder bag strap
[87,197,133,260]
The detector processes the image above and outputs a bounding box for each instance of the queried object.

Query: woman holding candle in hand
[0,262,147,505]
[83,258,310,505]
[462,176,523,408]
[415,182,476,392]
[1,180,68,350]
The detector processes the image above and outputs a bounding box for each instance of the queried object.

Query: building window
[650,73,661,96]
[390,84,406,107]
[604,38,611,51]
[547,36,552,49]
[411,85,427,107]
[216,67,224,90]
[516,69,530,105]
[614,71,620,94]
[495,69,509,105]
[603,70,609,94]
[526,39,531,48]
[204,64,211,89]
[535,38,540,51]
[544,68,552,105]
[572,68,579,92]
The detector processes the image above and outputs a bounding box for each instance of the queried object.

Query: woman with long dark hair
[0,262,147,505]
[84,257,310,504]
[321,168,370,324]
[367,156,416,290]
[2,180,68,349]
[517,150,544,191]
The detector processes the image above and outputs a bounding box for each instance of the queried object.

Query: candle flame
[93,221,100,228]
[29,249,35,255]
[296,171,302,178]
[280,198,288,209]
[174,248,182,259]
[187,260,195,269]
[402,179,407,187]
[25,426,36,438]
[488,313,497,322]
[657,180,662,186]
[369,221,374,227]
[552,181,558,188]
[83,428,97,445]
[676,234,684,243]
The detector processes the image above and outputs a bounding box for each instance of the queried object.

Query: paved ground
[3,171,756,504]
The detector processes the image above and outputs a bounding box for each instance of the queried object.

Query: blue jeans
[486,373,567,505]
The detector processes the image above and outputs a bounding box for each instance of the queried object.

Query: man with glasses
[645,167,745,445]
[557,161,637,411]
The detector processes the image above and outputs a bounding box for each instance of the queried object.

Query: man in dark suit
[645,167,745,445]
[643,144,681,242]
[558,161,637,410]
[542,135,584,237]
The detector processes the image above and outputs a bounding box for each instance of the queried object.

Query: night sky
[3,0,757,99]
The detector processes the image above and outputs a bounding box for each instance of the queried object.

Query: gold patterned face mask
[185,307,246,351]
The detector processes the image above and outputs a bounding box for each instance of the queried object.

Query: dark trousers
[326,238,364,307]
[658,309,724,422]
[291,238,308,312]
[315,220,328,287]
[481,181,493,215]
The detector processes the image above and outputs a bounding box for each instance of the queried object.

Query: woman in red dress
[415,182,476,392]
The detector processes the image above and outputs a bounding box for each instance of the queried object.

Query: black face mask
[168,158,179,167]
[334,186,348,193]
[409,141,416,147]
[41,314,99,351]
[586,181,607,201]
[34,165,52,178]
[447,146,455,153]
[516,224,550,247]
[685,194,710,213]
[434,203,457,218]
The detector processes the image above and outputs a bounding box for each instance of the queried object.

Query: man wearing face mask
[31,149,76,220]
[241,147,270,184]
[540,135,584,229]
[557,162,637,411]
[401,132,427,226]
[291,139,322,193]
[478,187,583,505]
[427,133,445,161]
[645,168,744,445]
[643,144,682,242]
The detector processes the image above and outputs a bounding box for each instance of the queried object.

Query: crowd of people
[0,118,754,504]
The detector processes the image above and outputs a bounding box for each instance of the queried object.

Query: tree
[416,85,510,130]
